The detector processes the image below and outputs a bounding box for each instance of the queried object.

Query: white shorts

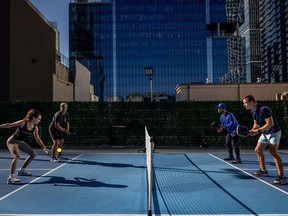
[258,130,281,145]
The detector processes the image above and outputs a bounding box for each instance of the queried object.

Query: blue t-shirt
[252,104,280,134]
[220,112,239,132]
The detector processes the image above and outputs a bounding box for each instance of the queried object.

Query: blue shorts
[258,130,281,145]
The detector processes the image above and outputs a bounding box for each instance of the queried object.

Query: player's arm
[33,126,48,152]
[251,107,274,133]
[258,116,274,132]
[217,119,225,132]
[66,122,70,132]
[55,122,70,134]
[248,120,260,136]
[249,117,273,135]
[224,114,234,128]
[0,119,25,129]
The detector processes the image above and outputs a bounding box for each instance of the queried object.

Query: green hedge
[0,101,287,149]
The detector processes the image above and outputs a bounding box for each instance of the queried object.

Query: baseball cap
[215,103,227,109]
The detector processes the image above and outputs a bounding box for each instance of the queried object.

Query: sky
[30,0,70,57]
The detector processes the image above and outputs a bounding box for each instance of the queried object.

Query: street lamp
[144,67,154,102]
[270,64,282,100]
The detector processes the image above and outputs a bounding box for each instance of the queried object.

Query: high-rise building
[220,0,246,83]
[222,0,288,84]
[69,0,228,101]
[260,0,288,83]
[241,0,262,83]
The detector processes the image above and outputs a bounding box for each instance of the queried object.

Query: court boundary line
[184,154,257,215]
[1,214,288,216]
[209,153,288,195]
[0,169,52,171]
[0,154,84,201]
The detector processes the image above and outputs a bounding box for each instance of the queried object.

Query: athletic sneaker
[231,159,242,164]
[17,169,32,176]
[7,175,21,184]
[224,157,235,161]
[253,169,268,176]
[50,158,59,163]
[273,175,287,185]
[58,154,69,160]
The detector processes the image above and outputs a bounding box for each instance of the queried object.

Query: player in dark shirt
[242,94,286,184]
[0,109,48,184]
[49,103,71,162]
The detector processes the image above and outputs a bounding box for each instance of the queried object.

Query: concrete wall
[176,83,288,101]
[53,74,73,101]
[9,0,55,101]
[75,60,91,101]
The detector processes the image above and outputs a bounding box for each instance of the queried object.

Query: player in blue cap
[215,103,241,163]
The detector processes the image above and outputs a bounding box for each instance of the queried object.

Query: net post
[145,126,153,216]
[148,210,152,216]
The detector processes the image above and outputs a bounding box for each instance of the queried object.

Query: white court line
[0,214,288,216]
[0,169,52,171]
[209,153,288,195]
[243,168,288,171]
[0,154,84,201]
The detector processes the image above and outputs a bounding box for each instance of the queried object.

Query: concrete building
[0,0,73,102]
[74,60,93,101]
[53,56,74,101]
[176,83,288,101]
[0,0,55,101]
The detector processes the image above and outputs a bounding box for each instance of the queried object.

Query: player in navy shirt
[243,94,286,184]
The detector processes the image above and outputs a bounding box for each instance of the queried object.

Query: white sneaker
[17,169,32,176]
[7,175,21,184]
[50,158,59,163]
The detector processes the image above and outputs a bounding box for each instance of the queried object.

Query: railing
[56,50,69,68]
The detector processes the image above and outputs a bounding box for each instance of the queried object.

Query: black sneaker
[58,154,69,160]
[17,169,32,176]
[253,169,268,176]
[273,175,287,185]
[224,157,235,161]
[231,159,242,164]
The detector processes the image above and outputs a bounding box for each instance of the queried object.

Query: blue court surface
[0,148,288,215]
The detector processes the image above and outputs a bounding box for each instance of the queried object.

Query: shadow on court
[0,149,288,215]
[26,176,128,188]
[69,159,146,169]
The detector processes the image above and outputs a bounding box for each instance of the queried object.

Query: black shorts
[49,128,65,140]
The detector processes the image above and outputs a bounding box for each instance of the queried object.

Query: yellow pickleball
[57,148,62,153]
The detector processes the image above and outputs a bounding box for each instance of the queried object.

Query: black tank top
[13,122,35,141]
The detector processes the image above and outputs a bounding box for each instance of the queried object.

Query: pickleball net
[145,126,154,216]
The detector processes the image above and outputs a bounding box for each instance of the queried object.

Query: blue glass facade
[207,0,228,83]
[69,0,228,101]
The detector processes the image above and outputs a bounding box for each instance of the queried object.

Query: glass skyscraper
[69,0,228,101]
[260,0,288,83]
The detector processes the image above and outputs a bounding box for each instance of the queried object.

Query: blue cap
[215,103,227,109]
